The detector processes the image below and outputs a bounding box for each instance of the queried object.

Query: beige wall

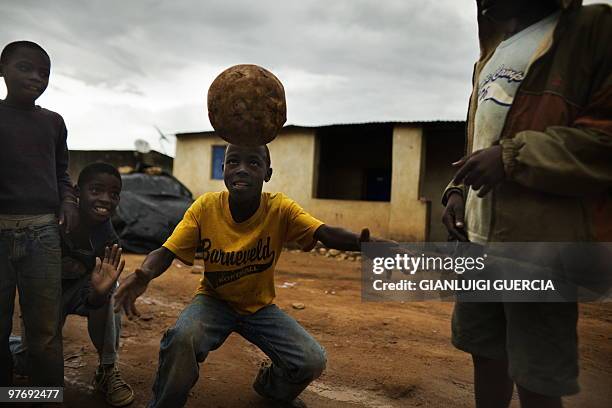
[173,134,226,197]
[388,125,428,241]
[265,128,315,205]
[307,199,390,237]
[174,125,427,240]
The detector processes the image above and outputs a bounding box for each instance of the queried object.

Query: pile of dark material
[113,171,193,253]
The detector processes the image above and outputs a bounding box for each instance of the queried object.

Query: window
[211,145,226,180]
[314,124,392,201]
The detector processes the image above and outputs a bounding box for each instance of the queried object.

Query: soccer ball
[207,64,287,146]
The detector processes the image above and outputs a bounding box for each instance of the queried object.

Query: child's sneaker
[93,364,134,407]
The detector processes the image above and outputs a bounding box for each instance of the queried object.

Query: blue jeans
[149,294,327,408]
[0,218,63,386]
[61,277,122,366]
[10,275,122,373]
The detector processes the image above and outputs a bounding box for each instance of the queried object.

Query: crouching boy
[115,144,379,408]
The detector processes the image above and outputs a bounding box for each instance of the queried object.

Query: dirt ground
[17,251,612,407]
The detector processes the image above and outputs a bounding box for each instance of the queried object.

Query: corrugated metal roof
[175,120,465,138]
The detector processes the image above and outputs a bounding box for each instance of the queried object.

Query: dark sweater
[0,100,75,214]
[61,220,120,280]
[61,220,120,310]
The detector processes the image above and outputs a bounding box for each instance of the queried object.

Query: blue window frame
[211,145,226,180]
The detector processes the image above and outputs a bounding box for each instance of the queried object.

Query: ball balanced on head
[207,64,287,146]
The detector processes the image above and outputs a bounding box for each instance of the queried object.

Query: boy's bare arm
[113,246,175,318]
[139,246,176,280]
[314,225,379,251]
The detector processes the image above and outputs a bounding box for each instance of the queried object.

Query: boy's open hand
[90,244,125,306]
[114,267,151,319]
[358,227,403,259]
[59,200,79,234]
[359,227,415,265]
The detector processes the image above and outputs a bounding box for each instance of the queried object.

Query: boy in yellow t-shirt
[115,143,376,408]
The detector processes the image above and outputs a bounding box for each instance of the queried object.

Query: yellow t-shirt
[163,191,324,314]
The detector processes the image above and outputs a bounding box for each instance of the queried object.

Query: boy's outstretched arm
[314,226,379,251]
[113,246,175,318]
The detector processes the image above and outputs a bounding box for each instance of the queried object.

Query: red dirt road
[43,252,612,407]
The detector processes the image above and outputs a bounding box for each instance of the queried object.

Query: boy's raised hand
[90,244,125,306]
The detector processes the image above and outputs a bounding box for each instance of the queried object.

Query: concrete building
[174,121,465,242]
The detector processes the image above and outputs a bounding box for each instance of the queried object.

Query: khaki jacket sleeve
[501,60,612,199]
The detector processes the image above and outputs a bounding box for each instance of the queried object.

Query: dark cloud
[2,0,536,151]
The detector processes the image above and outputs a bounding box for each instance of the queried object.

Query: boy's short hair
[225,144,271,167]
[0,41,50,64]
[78,162,122,189]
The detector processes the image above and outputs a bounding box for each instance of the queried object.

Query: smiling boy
[60,163,133,406]
[115,144,377,408]
[0,40,79,386]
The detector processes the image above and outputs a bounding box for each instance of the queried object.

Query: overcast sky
[1,1,606,155]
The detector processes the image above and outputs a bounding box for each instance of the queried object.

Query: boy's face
[78,173,122,225]
[0,47,50,104]
[223,144,271,201]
